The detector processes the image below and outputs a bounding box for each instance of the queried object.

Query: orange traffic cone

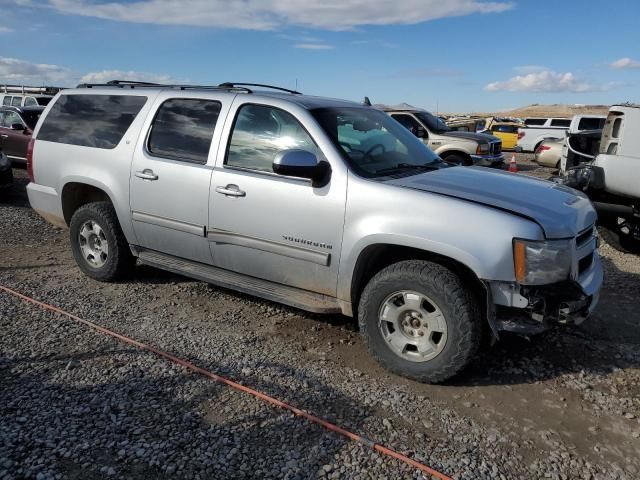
[508,153,518,173]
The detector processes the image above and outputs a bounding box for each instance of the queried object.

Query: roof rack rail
[1,84,62,95]
[76,80,253,93]
[218,82,302,95]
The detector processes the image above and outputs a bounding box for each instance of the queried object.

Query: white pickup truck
[516,117,571,152]
[518,115,606,153]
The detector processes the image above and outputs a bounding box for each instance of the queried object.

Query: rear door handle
[135,169,158,181]
[215,184,246,197]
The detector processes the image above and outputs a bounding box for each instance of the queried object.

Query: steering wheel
[339,141,354,152]
[363,143,386,163]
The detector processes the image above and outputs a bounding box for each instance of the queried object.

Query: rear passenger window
[524,118,546,126]
[24,97,38,107]
[578,117,605,131]
[38,94,147,149]
[148,98,221,164]
[550,119,571,127]
[226,104,320,173]
[11,96,22,107]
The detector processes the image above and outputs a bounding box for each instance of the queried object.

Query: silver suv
[27,81,603,382]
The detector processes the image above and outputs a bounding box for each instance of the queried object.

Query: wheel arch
[59,178,135,244]
[439,149,472,165]
[346,242,486,317]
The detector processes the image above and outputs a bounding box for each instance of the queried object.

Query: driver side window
[391,114,426,138]
[226,104,321,173]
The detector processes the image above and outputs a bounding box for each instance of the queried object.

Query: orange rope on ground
[0,284,452,480]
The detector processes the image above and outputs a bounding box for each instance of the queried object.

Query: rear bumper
[470,154,504,168]
[26,182,67,228]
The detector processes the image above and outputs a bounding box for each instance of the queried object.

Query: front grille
[578,252,594,275]
[576,225,595,246]
[575,224,596,277]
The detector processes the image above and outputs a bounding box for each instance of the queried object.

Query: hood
[439,131,494,143]
[387,166,596,238]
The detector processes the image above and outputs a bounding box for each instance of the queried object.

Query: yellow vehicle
[487,122,523,150]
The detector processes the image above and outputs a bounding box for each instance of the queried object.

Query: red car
[0,106,44,166]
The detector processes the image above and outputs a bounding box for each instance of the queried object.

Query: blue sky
[1,0,638,112]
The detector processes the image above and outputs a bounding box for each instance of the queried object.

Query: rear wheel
[69,201,135,281]
[358,260,481,383]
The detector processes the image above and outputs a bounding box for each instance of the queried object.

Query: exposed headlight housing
[513,238,572,285]
[476,143,490,154]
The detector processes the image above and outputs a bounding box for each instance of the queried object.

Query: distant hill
[456,104,610,118]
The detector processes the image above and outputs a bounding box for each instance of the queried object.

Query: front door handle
[0,134,8,139]
[135,169,158,181]
[215,184,246,197]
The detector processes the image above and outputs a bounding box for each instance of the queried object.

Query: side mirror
[272,149,331,188]
[415,126,427,138]
[11,123,25,131]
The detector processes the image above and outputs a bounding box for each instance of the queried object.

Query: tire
[358,260,481,383]
[69,201,135,281]
[444,154,468,166]
[598,219,640,254]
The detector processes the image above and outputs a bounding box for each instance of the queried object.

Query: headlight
[513,239,572,285]
[476,143,490,154]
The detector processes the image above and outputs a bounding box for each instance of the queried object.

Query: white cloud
[610,57,640,70]
[485,70,606,93]
[0,56,178,87]
[294,43,334,50]
[44,0,513,30]
[0,56,74,85]
[78,70,181,84]
[0,26,14,33]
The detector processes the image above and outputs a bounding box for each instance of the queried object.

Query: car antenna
[363,96,372,106]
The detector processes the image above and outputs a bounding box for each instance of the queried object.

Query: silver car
[26,81,602,382]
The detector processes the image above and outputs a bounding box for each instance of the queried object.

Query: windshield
[414,111,451,133]
[311,107,442,178]
[22,111,42,129]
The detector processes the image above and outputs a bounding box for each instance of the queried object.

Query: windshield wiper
[375,163,440,175]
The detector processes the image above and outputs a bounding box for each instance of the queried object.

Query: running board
[136,249,342,314]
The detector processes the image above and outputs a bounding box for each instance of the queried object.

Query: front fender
[337,233,484,302]
[337,173,544,303]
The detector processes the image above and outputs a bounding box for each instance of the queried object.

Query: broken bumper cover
[488,253,603,335]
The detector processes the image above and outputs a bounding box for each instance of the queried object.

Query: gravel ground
[1,161,640,480]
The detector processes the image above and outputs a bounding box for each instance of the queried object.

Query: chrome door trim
[131,210,205,237]
[207,229,330,266]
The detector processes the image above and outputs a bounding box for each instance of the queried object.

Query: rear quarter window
[37,94,147,149]
[577,117,605,130]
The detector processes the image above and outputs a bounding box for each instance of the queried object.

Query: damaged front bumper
[485,253,603,337]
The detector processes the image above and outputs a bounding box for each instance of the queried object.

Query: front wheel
[358,260,481,383]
